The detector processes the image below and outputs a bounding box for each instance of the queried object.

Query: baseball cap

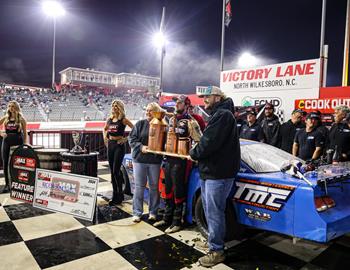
[246,109,257,116]
[292,109,304,114]
[306,112,320,120]
[173,94,191,105]
[197,86,225,97]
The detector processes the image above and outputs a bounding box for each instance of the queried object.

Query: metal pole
[159,7,166,94]
[220,0,226,71]
[319,0,327,87]
[323,45,328,87]
[342,0,350,86]
[320,0,327,57]
[52,18,56,89]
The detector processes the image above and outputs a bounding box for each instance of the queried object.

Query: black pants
[2,134,23,187]
[163,158,187,226]
[107,140,125,203]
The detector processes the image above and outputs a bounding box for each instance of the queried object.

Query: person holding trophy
[154,95,203,234]
[0,101,27,193]
[103,100,133,206]
[128,102,164,222]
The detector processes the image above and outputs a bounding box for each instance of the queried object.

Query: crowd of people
[2,86,350,268]
[239,103,350,163]
[0,84,156,121]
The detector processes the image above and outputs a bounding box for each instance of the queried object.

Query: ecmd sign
[220,59,321,117]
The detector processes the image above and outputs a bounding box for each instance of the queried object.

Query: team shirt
[294,128,325,161]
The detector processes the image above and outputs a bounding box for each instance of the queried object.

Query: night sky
[0,0,347,93]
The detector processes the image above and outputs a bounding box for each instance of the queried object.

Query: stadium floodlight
[42,1,66,18]
[238,52,258,68]
[42,1,65,89]
[152,32,167,49]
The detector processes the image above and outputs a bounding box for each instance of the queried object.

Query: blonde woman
[103,100,133,205]
[128,102,163,222]
[0,101,27,193]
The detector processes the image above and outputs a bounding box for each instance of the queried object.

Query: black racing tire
[194,195,208,238]
[119,165,131,195]
[194,194,245,241]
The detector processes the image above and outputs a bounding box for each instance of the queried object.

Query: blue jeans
[132,161,161,217]
[200,178,234,252]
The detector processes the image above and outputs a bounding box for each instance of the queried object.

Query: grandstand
[0,84,156,122]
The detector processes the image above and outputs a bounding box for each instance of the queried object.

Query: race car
[121,140,350,243]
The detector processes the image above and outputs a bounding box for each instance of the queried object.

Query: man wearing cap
[154,94,199,234]
[327,106,350,154]
[240,109,263,141]
[260,103,281,147]
[293,113,325,161]
[190,86,240,267]
[279,109,305,153]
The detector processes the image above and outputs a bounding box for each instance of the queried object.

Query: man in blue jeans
[190,86,240,267]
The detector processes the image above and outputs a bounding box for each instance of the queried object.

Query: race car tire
[119,165,131,195]
[194,195,208,238]
[194,194,245,240]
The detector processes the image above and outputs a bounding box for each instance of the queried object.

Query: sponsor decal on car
[234,179,295,211]
[244,208,271,221]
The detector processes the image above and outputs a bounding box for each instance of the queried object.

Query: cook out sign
[295,98,350,113]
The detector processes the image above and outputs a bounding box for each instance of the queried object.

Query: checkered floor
[0,163,350,270]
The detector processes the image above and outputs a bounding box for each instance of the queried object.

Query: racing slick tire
[119,165,131,195]
[194,194,245,240]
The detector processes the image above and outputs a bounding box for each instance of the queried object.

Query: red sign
[295,98,350,114]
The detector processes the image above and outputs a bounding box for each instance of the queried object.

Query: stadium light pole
[42,1,65,89]
[152,31,167,94]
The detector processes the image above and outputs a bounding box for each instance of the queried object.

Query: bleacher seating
[0,85,156,122]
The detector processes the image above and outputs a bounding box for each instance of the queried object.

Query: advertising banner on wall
[33,169,99,221]
[295,97,350,114]
[220,59,321,117]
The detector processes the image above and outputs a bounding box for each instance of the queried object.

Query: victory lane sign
[9,145,40,203]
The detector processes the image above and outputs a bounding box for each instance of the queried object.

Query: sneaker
[132,216,141,223]
[165,225,181,234]
[2,186,9,194]
[198,251,225,268]
[153,220,168,227]
[148,214,157,221]
[195,241,209,252]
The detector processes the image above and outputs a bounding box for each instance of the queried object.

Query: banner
[220,59,321,117]
[33,169,99,221]
[295,97,350,114]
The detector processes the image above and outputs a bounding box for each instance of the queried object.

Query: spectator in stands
[128,102,163,223]
[240,109,263,141]
[103,100,134,205]
[260,103,280,147]
[293,113,324,161]
[280,109,305,153]
[0,101,27,193]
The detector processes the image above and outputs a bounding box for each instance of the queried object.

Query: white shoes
[132,216,141,223]
[148,214,157,221]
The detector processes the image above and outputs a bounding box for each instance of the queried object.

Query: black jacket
[328,122,347,150]
[189,98,240,180]
[260,114,281,147]
[280,120,305,153]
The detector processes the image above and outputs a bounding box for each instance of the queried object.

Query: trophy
[71,131,84,154]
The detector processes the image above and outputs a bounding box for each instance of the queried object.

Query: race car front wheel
[194,194,245,241]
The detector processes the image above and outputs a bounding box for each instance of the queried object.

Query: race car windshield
[241,143,304,173]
